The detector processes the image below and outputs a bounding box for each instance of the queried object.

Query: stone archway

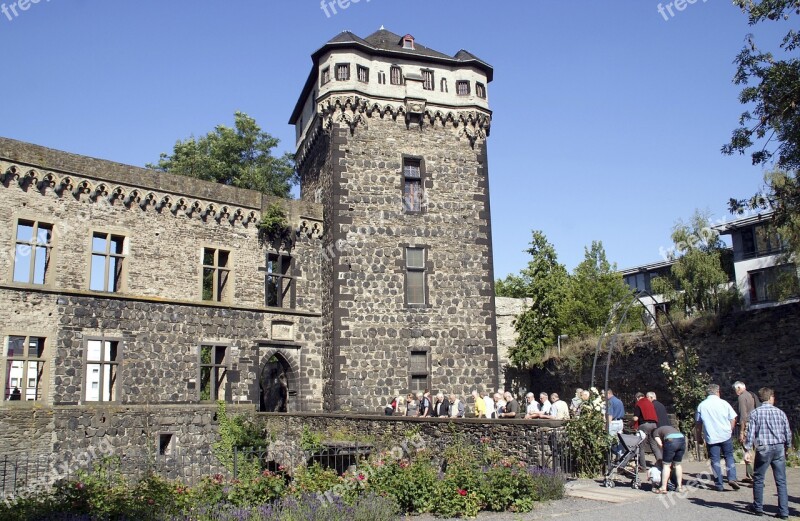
[258,350,300,412]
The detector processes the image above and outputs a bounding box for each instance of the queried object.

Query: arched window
[440,78,448,93]
[390,65,403,85]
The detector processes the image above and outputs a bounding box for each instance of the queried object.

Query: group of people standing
[385,389,574,420]
[613,381,792,519]
[696,382,792,518]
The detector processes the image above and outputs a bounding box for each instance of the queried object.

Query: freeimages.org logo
[1,0,51,24]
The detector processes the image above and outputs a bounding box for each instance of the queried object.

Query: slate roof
[290,29,493,123]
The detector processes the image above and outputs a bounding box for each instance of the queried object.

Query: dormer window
[402,35,415,50]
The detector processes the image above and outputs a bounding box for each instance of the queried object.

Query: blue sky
[0,1,788,278]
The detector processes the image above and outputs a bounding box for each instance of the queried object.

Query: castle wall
[0,138,326,412]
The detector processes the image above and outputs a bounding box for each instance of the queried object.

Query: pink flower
[458,489,467,496]
[357,473,365,481]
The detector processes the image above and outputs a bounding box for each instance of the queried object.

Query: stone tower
[290,29,498,412]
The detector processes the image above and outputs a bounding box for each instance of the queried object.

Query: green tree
[504,231,569,368]
[729,168,800,258]
[559,241,635,337]
[724,1,800,258]
[148,112,297,198]
[651,211,736,316]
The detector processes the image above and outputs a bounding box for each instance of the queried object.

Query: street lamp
[557,334,568,355]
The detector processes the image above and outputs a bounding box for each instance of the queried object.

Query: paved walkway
[407,461,798,520]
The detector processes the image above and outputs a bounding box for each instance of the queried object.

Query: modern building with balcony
[714,212,799,308]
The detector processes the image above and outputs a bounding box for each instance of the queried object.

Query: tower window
[456,80,470,96]
[405,247,427,306]
[476,82,486,99]
[357,65,369,83]
[403,157,424,213]
[422,70,434,91]
[409,350,429,392]
[390,66,403,85]
[320,67,330,86]
[378,71,386,84]
[336,63,350,81]
[440,78,448,93]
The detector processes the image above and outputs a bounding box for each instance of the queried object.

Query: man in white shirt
[538,392,552,416]
[482,391,494,419]
[695,383,739,492]
[524,392,540,419]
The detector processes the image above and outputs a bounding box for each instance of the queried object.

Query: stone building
[290,29,498,410]
[0,27,498,458]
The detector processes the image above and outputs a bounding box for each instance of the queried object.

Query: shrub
[565,388,611,477]
[529,466,565,501]
[289,461,341,495]
[480,460,535,512]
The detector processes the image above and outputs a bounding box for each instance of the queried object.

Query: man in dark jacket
[432,392,450,418]
[648,392,672,427]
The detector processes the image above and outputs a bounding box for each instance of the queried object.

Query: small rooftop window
[402,34,415,50]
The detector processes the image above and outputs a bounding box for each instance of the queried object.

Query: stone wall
[259,412,566,471]
[526,302,800,421]
[300,115,499,413]
[0,404,250,492]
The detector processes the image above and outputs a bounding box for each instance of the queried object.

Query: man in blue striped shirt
[743,387,792,519]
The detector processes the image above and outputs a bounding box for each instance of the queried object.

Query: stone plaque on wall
[271,322,294,341]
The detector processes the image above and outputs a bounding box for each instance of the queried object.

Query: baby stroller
[603,431,646,489]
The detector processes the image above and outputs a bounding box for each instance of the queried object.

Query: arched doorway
[259,352,300,412]
[260,355,288,412]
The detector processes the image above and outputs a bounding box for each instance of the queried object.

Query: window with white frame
[4,336,45,402]
[84,338,120,402]
[13,220,52,285]
[336,63,350,81]
[456,80,470,96]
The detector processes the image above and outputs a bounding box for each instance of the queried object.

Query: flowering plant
[565,388,610,477]
[661,351,710,437]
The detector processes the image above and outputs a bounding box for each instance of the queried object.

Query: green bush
[290,461,341,495]
[480,461,536,512]
[565,388,611,477]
